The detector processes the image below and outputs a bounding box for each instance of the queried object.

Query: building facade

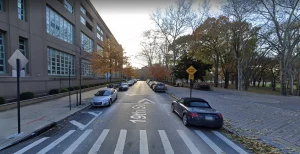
[0,0,119,99]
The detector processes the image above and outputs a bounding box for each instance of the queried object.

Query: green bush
[84,85,89,88]
[20,92,35,100]
[89,84,94,87]
[68,87,74,91]
[81,85,85,89]
[60,88,69,93]
[49,89,60,95]
[0,97,5,105]
[73,86,80,90]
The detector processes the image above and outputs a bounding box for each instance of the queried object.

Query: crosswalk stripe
[114,129,127,154]
[194,130,224,154]
[37,130,75,154]
[62,129,92,154]
[212,131,248,154]
[177,130,202,154]
[158,130,174,154]
[140,130,149,154]
[14,137,49,154]
[88,129,109,154]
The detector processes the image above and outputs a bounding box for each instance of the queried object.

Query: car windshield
[157,84,164,86]
[188,101,210,108]
[95,90,111,96]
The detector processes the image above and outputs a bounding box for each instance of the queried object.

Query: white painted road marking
[37,130,75,154]
[114,129,127,154]
[158,130,174,154]
[88,129,110,154]
[138,98,155,104]
[70,112,102,130]
[14,137,49,154]
[177,130,202,154]
[194,130,224,154]
[212,131,248,154]
[62,129,92,154]
[140,130,149,154]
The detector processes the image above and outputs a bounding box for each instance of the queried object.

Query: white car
[90,88,118,107]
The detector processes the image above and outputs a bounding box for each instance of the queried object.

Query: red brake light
[189,113,198,117]
[217,113,223,119]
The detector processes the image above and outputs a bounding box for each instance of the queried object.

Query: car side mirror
[173,101,177,103]
[94,94,96,96]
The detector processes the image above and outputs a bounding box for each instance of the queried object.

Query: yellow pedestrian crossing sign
[186,66,197,75]
[189,74,194,80]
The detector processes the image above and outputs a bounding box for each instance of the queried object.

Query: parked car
[153,83,167,92]
[119,83,129,91]
[150,82,157,89]
[107,83,120,89]
[171,97,223,129]
[148,81,154,87]
[127,80,134,86]
[90,89,118,107]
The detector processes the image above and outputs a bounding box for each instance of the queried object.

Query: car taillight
[189,113,198,118]
[217,113,223,119]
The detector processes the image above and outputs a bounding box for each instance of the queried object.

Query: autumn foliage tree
[148,64,170,81]
[123,65,137,79]
[91,37,124,82]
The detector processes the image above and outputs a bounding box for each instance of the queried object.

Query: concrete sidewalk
[0,87,105,150]
[166,85,300,153]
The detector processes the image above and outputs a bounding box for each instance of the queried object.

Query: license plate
[205,115,214,121]
[158,86,163,88]
[95,102,102,105]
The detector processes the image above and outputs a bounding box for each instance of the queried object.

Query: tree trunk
[289,68,294,95]
[297,66,300,96]
[214,58,219,88]
[253,78,256,87]
[237,59,243,90]
[272,77,276,91]
[235,74,238,90]
[262,77,265,87]
[224,71,229,89]
[280,57,287,95]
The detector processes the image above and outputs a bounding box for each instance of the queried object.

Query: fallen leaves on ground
[221,128,282,154]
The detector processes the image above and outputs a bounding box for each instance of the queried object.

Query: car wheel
[115,95,118,100]
[108,99,112,106]
[171,104,175,112]
[182,114,189,126]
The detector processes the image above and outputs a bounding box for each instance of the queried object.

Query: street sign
[189,74,194,80]
[186,66,197,75]
[8,49,28,71]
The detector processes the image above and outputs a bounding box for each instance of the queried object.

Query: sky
[90,0,221,68]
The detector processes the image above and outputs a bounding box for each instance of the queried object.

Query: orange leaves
[123,65,137,78]
[91,38,124,75]
[148,64,170,81]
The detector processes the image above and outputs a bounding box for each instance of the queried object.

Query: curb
[0,104,91,151]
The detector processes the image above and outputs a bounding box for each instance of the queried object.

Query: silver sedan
[90,88,118,107]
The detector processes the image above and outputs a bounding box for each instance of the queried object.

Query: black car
[171,97,223,129]
[153,83,167,92]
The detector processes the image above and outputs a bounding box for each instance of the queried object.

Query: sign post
[8,49,28,134]
[186,66,197,98]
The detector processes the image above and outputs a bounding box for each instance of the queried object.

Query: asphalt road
[1,81,249,154]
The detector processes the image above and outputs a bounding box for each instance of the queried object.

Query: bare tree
[255,0,300,95]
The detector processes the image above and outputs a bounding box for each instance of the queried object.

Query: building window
[0,32,5,73]
[19,38,28,72]
[97,33,100,39]
[81,32,93,52]
[81,59,93,76]
[47,47,75,76]
[64,0,73,13]
[97,25,103,34]
[80,16,86,25]
[97,44,103,52]
[80,5,86,15]
[46,6,74,44]
[18,0,25,21]
[0,0,3,11]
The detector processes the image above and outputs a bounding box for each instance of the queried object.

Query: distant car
[148,81,154,86]
[127,80,134,86]
[119,83,129,91]
[90,89,118,107]
[150,82,157,89]
[171,97,223,129]
[153,83,167,92]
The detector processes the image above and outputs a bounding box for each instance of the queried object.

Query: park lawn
[226,84,291,95]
